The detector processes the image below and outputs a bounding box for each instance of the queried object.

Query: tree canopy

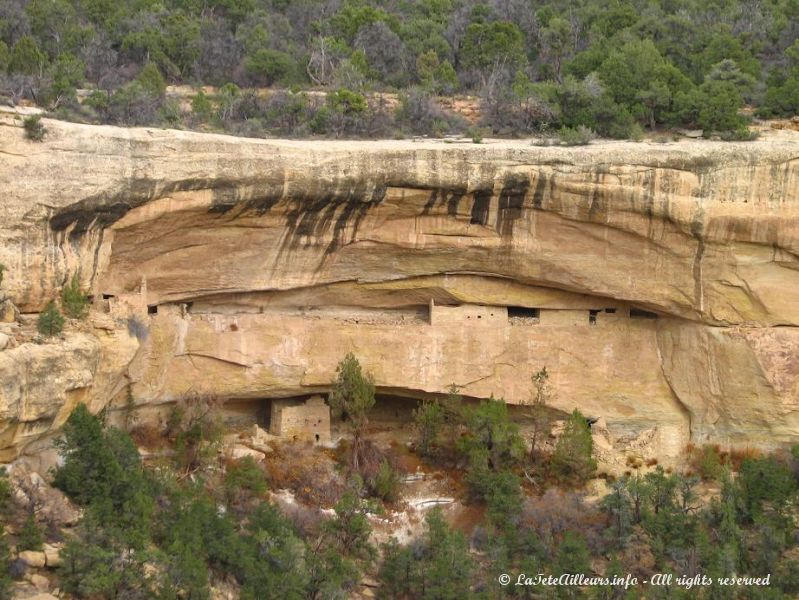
[1,0,795,138]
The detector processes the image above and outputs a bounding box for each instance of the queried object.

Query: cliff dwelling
[2,124,798,473]
[269,395,331,444]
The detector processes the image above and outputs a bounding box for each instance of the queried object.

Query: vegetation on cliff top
[1,0,795,139]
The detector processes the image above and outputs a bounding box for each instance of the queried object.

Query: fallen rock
[28,573,49,592]
[250,424,277,445]
[43,544,62,568]
[230,445,265,461]
[240,425,276,454]
[0,332,8,350]
[0,298,18,323]
[18,551,46,568]
[8,465,81,526]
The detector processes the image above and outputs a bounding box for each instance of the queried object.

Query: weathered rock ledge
[1,112,798,465]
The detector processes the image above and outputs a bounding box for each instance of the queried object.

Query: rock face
[1,110,798,464]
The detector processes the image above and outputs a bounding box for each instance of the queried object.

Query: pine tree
[17,513,43,552]
[529,367,553,463]
[60,273,89,319]
[329,353,375,471]
[52,404,153,546]
[550,409,597,484]
[601,479,633,549]
[552,531,592,594]
[37,301,64,336]
[413,400,445,457]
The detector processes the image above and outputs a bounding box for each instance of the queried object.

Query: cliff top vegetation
[1,0,797,140]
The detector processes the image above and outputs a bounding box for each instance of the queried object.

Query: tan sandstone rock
[18,551,46,568]
[230,444,265,461]
[0,299,19,323]
[0,110,798,464]
[8,465,81,526]
[28,574,49,592]
[43,544,62,568]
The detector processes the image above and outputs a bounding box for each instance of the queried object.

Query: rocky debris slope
[0,109,798,464]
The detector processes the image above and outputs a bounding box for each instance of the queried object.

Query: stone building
[269,395,331,444]
[428,299,507,325]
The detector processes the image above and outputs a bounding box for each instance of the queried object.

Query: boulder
[28,573,49,592]
[230,445,265,461]
[43,544,62,568]
[18,551,46,568]
[0,299,18,323]
[8,465,81,526]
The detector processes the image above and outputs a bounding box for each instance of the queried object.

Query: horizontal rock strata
[1,110,798,463]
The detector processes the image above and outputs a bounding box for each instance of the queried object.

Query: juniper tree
[37,301,64,336]
[550,409,597,484]
[60,273,90,319]
[529,366,553,464]
[329,353,375,471]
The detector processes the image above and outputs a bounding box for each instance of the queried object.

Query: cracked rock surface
[1,110,798,463]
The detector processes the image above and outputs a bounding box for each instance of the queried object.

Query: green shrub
[738,456,797,520]
[328,88,367,115]
[23,115,46,142]
[53,404,153,545]
[0,527,10,600]
[467,126,483,143]
[0,264,5,287]
[244,49,298,86]
[556,125,596,145]
[158,98,183,126]
[413,400,445,457]
[329,353,376,471]
[0,469,10,512]
[83,90,110,114]
[60,273,89,319]
[378,508,473,598]
[224,456,267,505]
[60,521,151,599]
[719,126,758,141]
[696,445,724,481]
[458,397,525,500]
[37,301,64,336]
[550,409,597,484]
[190,90,213,122]
[136,62,166,97]
[168,393,224,474]
[370,459,399,503]
[17,514,43,552]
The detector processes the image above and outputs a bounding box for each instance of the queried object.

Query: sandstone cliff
[1,109,798,465]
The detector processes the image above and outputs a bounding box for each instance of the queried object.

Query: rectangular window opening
[630,308,659,319]
[508,306,540,319]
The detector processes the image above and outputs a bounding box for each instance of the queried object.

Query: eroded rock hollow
[1,113,798,466]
